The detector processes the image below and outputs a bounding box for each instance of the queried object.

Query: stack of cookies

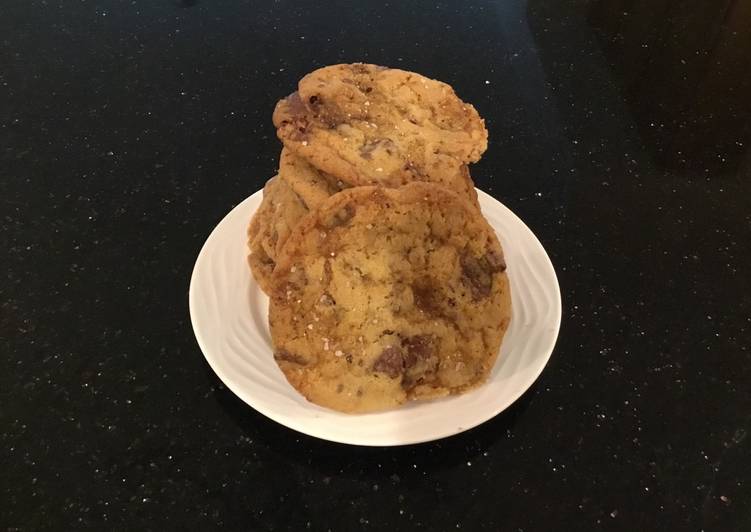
[248,64,511,413]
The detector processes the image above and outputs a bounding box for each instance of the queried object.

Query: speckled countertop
[2,1,750,530]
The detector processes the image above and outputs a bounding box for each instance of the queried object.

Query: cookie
[268,182,511,413]
[280,145,477,212]
[272,63,486,203]
[247,176,310,293]
[278,147,344,211]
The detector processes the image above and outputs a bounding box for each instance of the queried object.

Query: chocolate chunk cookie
[272,63,485,205]
[268,182,511,413]
[247,176,310,294]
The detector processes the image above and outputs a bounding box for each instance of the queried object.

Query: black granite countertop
[3,1,750,530]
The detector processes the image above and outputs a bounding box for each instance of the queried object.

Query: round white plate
[189,189,561,446]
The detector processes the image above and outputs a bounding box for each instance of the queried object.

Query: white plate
[189,189,561,446]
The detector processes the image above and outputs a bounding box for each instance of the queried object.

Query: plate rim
[189,188,562,446]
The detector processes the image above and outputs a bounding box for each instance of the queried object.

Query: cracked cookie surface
[268,182,511,413]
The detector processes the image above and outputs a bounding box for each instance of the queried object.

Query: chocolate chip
[485,249,507,273]
[281,93,311,139]
[399,335,439,391]
[403,351,417,369]
[402,335,434,363]
[461,252,500,299]
[373,346,404,378]
[336,384,344,393]
[297,91,344,128]
[285,92,307,116]
[412,279,442,316]
[273,348,308,366]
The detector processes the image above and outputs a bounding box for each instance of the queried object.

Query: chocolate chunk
[274,348,308,366]
[402,335,434,363]
[373,345,404,378]
[400,335,439,391]
[461,252,501,299]
[285,92,307,117]
[412,279,442,316]
[485,249,506,273]
[403,351,417,369]
[278,93,311,139]
[306,97,343,128]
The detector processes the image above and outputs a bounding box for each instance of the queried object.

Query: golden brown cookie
[272,63,486,203]
[268,182,511,413]
[247,176,310,293]
[280,145,478,213]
